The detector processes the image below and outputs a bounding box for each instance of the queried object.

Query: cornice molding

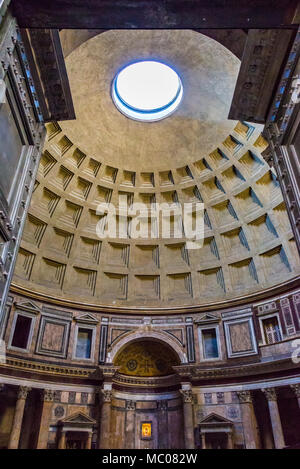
[10,276,300,316]
[0,355,298,384]
[229,29,295,123]
[113,372,180,388]
[21,28,75,122]
[174,358,300,381]
[0,356,99,379]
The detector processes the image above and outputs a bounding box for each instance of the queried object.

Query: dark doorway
[205,432,228,449]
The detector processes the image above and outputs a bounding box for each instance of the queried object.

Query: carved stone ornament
[54,405,65,418]
[180,389,193,403]
[18,386,31,400]
[290,384,300,398]
[42,389,55,402]
[237,390,252,404]
[101,389,113,402]
[262,387,277,401]
[125,400,136,410]
[157,400,168,410]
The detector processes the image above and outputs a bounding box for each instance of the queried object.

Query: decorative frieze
[204,393,212,405]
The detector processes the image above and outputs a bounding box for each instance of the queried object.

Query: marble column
[99,388,112,449]
[200,432,206,449]
[98,365,119,449]
[58,431,66,449]
[85,432,93,449]
[262,388,285,449]
[157,400,168,449]
[290,384,300,408]
[227,432,234,449]
[37,389,54,449]
[8,386,31,449]
[237,391,260,449]
[261,421,274,449]
[180,388,195,449]
[125,400,136,449]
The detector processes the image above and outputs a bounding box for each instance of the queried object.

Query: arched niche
[110,333,184,377]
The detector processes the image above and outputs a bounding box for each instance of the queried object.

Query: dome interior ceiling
[59,30,240,171]
[12,30,300,310]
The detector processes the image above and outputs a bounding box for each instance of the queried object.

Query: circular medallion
[127,359,138,371]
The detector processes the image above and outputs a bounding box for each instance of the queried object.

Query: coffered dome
[12,30,300,310]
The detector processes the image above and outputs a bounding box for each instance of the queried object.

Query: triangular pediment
[74,313,99,324]
[14,300,40,314]
[61,411,96,425]
[194,313,220,324]
[199,413,233,425]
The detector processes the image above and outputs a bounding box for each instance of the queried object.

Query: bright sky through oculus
[112,60,183,121]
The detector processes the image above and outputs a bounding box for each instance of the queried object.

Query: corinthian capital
[237,390,252,404]
[101,389,113,403]
[18,386,31,400]
[126,399,136,410]
[42,389,55,402]
[262,387,277,401]
[180,389,193,403]
[290,384,300,398]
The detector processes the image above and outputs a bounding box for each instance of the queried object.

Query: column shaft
[98,366,119,449]
[262,388,285,449]
[37,389,54,449]
[99,390,112,449]
[125,401,135,449]
[268,400,285,449]
[237,391,260,449]
[227,432,234,449]
[8,386,31,449]
[180,389,195,449]
[58,431,66,449]
[86,432,93,449]
[200,433,206,449]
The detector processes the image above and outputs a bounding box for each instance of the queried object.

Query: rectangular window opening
[202,328,219,359]
[11,314,32,349]
[262,316,282,344]
[75,328,93,359]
